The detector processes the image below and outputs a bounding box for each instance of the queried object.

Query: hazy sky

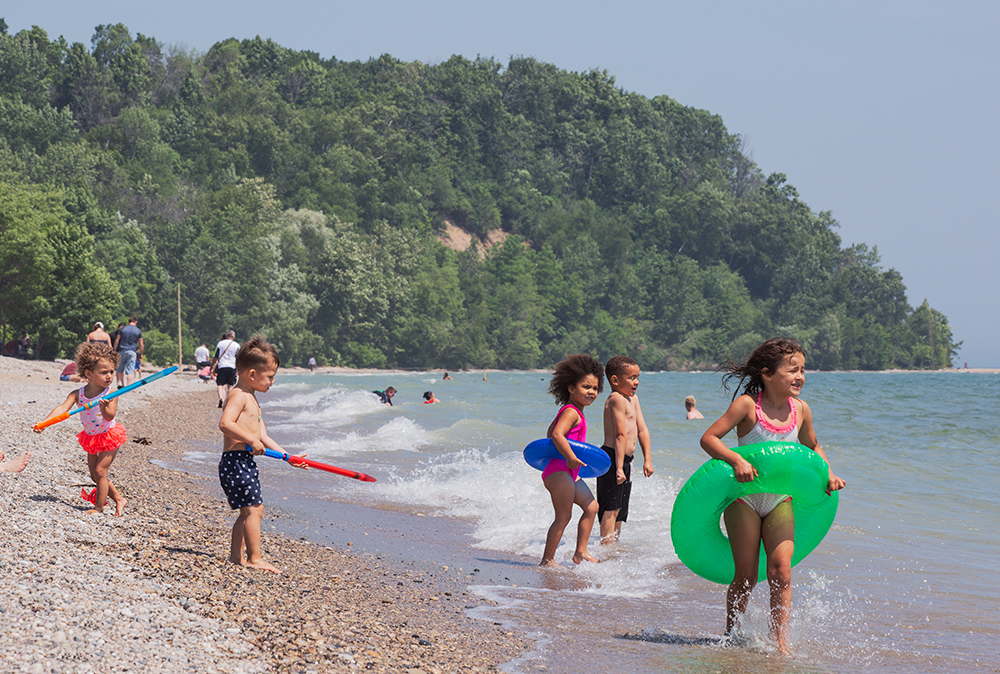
[7,1,998,365]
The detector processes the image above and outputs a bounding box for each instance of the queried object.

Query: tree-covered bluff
[0,22,959,370]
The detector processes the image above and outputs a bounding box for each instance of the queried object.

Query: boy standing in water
[218,335,304,573]
[598,356,654,543]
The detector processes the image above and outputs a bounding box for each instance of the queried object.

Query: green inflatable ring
[670,441,839,585]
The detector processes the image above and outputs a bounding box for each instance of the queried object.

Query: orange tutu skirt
[77,424,127,455]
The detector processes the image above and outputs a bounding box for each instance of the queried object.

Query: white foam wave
[374,448,684,599]
[299,416,431,457]
[274,386,385,427]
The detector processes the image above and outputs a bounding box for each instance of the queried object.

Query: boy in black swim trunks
[218,335,306,573]
[598,356,654,543]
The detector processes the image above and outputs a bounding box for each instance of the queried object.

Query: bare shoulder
[731,394,756,419]
[606,391,630,410]
[796,397,813,418]
[223,387,250,413]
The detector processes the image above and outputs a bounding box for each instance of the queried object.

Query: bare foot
[0,451,29,473]
[84,508,104,515]
[573,551,597,564]
[539,558,560,568]
[246,558,282,574]
[114,498,128,517]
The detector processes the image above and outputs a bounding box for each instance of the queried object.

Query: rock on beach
[0,357,524,672]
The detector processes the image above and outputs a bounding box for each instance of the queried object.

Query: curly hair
[721,337,804,400]
[548,354,604,405]
[75,341,119,374]
[235,334,281,372]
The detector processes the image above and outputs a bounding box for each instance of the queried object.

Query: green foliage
[0,23,960,369]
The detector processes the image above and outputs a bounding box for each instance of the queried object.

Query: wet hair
[235,334,280,373]
[548,354,604,405]
[423,391,433,401]
[386,387,397,395]
[721,337,805,400]
[605,355,638,384]
[75,341,119,374]
[685,395,696,409]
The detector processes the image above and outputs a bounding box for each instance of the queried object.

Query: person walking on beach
[218,336,306,573]
[211,331,239,408]
[308,356,316,372]
[597,356,653,544]
[685,395,705,419]
[86,322,112,346]
[700,337,846,653]
[112,317,143,388]
[539,354,603,567]
[35,342,130,516]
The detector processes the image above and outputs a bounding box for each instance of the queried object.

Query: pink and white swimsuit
[736,393,799,518]
[76,386,127,455]
[541,404,587,482]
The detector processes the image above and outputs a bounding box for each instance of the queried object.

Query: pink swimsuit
[76,386,128,455]
[540,404,587,482]
[735,393,798,518]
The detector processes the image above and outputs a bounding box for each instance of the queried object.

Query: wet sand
[0,357,526,673]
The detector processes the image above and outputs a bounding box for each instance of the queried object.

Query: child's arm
[33,390,80,433]
[258,417,285,454]
[699,396,758,482]
[797,400,846,494]
[98,396,119,422]
[607,396,630,484]
[218,390,264,453]
[634,397,654,478]
[548,407,584,471]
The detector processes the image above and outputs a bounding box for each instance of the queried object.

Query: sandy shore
[0,357,525,673]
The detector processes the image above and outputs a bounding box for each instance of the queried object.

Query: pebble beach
[0,357,525,673]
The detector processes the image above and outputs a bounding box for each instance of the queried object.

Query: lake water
[170,369,1000,673]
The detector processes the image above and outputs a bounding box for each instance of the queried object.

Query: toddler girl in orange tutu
[36,342,128,515]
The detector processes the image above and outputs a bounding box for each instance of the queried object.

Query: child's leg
[761,501,795,653]
[86,451,126,515]
[540,472,576,566]
[723,500,763,634]
[572,480,598,564]
[229,508,250,564]
[234,504,281,573]
[599,509,620,543]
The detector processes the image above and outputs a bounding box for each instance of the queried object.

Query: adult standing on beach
[211,331,239,408]
[86,322,112,346]
[194,343,211,369]
[109,323,125,354]
[112,317,143,388]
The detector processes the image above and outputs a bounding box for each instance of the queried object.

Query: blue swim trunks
[218,450,262,509]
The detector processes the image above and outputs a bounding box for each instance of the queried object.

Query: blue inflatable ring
[670,441,839,585]
[523,438,612,479]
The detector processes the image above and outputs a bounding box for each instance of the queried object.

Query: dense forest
[0,21,959,370]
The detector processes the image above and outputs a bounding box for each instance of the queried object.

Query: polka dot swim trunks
[218,450,262,509]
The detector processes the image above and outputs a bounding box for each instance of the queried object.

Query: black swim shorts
[215,367,237,387]
[218,450,262,509]
[597,446,633,522]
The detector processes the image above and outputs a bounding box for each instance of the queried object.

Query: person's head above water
[685,395,697,410]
